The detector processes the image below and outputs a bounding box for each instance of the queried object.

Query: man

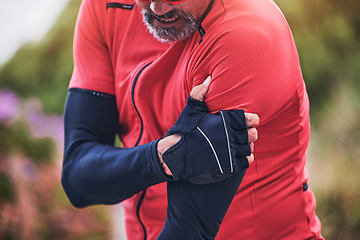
[62,0,324,239]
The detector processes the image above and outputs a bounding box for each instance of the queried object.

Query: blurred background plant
[0,0,359,239]
[0,1,112,239]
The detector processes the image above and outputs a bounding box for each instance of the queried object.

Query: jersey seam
[69,88,116,101]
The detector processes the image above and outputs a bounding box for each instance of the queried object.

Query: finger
[247,154,254,165]
[157,134,181,176]
[245,113,259,127]
[249,142,254,152]
[190,76,211,100]
[190,76,211,102]
[202,75,211,86]
[247,127,258,143]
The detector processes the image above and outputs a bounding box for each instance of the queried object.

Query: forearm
[61,89,170,208]
[157,170,247,240]
[62,140,169,208]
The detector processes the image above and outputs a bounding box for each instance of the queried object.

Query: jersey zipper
[131,62,152,240]
[132,62,152,147]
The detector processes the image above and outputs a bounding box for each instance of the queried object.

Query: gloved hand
[162,96,250,184]
[157,169,247,240]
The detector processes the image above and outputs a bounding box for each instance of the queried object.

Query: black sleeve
[61,88,171,208]
[157,170,247,240]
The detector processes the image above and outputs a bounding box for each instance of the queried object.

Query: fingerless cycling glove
[163,96,251,184]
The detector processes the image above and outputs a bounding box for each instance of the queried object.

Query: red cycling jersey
[69,0,324,239]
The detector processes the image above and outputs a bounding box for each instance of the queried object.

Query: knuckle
[248,128,258,141]
[250,142,255,152]
[247,154,254,164]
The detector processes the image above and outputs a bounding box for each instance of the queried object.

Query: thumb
[190,76,211,102]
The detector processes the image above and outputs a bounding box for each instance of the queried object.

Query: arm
[62,0,170,207]
[158,171,246,240]
[62,86,258,207]
[157,81,259,240]
[158,78,257,176]
[160,8,300,238]
[62,88,171,208]
[188,15,299,124]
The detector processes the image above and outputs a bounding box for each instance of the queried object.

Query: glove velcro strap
[167,97,207,135]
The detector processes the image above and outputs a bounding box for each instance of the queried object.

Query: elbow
[61,144,95,208]
[61,166,89,209]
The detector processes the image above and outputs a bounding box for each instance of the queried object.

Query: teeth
[163,18,176,22]
[157,16,179,23]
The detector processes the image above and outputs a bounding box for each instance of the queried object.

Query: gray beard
[142,9,200,44]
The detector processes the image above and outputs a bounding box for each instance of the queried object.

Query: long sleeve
[61,88,171,208]
[157,170,246,240]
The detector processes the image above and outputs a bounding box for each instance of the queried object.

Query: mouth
[153,15,182,28]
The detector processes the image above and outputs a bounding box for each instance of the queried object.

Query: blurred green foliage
[0,0,81,114]
[0,0,359,239]
[276,0,360,123]
[0,173,16,204]
[0,122,55,164]
[317,190,360,239]
[275,1,360,239]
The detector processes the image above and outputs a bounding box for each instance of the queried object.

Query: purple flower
[0,89,20,121]
[27,111,64,150]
